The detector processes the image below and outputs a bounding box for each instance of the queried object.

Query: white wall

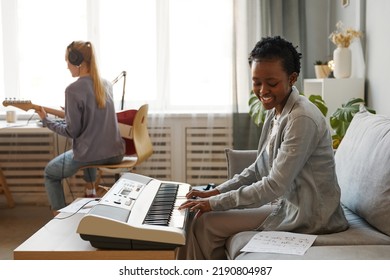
[304,0,330,78]
[304,0,365,80]
[306,0,390,116]
[365,0,390,116]
[329,0,389,116]
[331,0,366,78]
[331,0,365,31]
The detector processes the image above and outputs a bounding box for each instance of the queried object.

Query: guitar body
[116,109,137,155]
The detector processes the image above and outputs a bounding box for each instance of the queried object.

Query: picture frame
[341,0,350,7]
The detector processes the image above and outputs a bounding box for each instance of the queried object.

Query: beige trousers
[179,205,274,260]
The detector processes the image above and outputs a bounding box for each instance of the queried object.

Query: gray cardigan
[43,76,125,162]
[210,87,348,234]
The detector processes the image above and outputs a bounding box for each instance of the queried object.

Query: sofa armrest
[225,148,257,179]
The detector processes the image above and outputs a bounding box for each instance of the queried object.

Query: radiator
[0,114,232,205]
[186,126,232,186]
[0,129,55,205]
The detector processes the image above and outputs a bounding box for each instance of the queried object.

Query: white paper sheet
[240,231,317,255]
[59,198,99,214]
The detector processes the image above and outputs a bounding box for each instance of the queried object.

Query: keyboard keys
[143,183,179,227]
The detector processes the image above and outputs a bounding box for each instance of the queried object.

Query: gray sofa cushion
[335,109,390,236]
[225,148,257,179]
[226,206,390,259]
[234,245,390,260]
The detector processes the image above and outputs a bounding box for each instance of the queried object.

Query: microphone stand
[111,71,127,110]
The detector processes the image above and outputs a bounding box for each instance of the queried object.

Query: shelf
[304,78,365,118]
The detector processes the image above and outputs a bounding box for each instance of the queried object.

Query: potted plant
[330,97,375,149]
[314,60,331,79]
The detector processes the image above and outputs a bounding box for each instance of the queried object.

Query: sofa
[224,108,390,259]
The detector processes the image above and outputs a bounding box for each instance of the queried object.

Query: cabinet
[303,78,365,118]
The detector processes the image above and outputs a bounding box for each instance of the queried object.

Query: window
[0,0,233,114]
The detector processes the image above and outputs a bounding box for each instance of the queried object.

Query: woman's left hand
[179,199,212,218]
[35,106,47,120]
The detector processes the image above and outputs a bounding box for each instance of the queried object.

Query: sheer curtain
[0,0,234,116]
[1,0,305,135]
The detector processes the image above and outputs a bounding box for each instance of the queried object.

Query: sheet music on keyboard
[77,172,191,250]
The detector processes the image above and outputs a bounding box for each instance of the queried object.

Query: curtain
[232,0,307,150]
[231,0,262,150]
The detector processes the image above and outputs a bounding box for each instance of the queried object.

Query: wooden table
[13,212,177,260]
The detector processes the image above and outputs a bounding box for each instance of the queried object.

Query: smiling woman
[0,0,234,114]
[178,36,348,260]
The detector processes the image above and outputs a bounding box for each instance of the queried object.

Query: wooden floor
[0,204,52,260]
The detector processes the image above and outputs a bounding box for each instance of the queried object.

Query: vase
[333,47,351,79]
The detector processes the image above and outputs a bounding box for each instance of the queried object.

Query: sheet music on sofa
[241,231,317,255]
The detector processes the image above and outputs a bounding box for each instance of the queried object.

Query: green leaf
[308,95,328,117]
[248,90,267,126]
[330,97,375,139]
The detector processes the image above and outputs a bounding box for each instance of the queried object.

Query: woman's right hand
[185,188,220,199]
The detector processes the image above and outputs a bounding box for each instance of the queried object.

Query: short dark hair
[248,36,302,76]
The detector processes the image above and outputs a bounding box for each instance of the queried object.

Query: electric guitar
[2,99,137,155]
[2,99,66,119]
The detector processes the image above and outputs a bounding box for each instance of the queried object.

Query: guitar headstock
[2,99,34,112]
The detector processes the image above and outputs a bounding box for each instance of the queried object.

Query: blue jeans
[44,150,123,210]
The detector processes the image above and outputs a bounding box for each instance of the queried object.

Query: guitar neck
[28,104,65,119]
[43,106,65,119]
[2,100,65,119]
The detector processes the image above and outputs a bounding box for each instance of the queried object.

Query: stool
[0,168,15,208]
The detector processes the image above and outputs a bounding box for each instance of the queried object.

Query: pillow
[225,149,257,179]
[335,108,390,236]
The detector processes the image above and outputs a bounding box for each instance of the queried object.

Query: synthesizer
[77,173,191,250]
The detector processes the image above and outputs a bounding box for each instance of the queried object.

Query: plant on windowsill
[314,60,331,79]
[330,97,376,149]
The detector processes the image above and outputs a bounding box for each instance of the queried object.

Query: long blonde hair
[66,41,106,108]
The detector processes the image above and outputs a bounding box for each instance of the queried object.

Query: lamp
[112,71,127,110]
[327,60,335,71]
